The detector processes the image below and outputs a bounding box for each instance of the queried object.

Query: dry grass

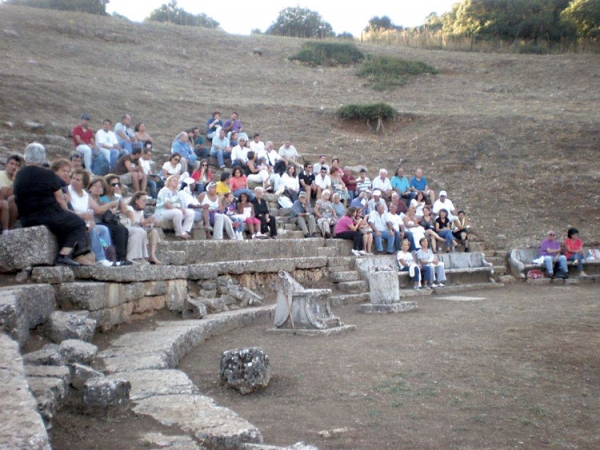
[1,5,599,247]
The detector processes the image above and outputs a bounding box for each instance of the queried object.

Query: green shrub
[336,103,399,132]
[289,41,364,66]
[357,55,438,90]
[517,44,547,54]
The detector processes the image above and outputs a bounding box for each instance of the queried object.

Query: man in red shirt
[72,114,97,170]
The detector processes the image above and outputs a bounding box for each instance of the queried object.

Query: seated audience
[223,111,243,136]
[252,186,277,238]
[369,202,395,254]
[247,152,273,191]
[397,239,422,290]
[114,114,136,154]
[172,131,196,174]
[278,139,300,168]
[314,166,331,200]
[230,133,249,170]
[128,192,161,264]
[391,166,411,202]
[452,210,470,252]
[154,175,194,240]
[140,145,162,199]
[390,192,408,214]
[0,154,23,233]
[420,206,445,253]
[210,127,231,169]
[315,189,337,238]
[435,209,458,252]
[417,238,446,289]
[236,192,262,238]
[134,122,153,150]
[433,190,457,220]
[221,192,245,240]
[191,159,212,193]
[13,143,91,267]
[331,192,346,218]
[367,190,387,215]
[409,168,435,204]
[265,141,281,167]
[330,167,349,203]
[372,168,393,200]
[355,168,372,194]
[334,207,366,256]
[249,133,266,160]
[71,114,96,170]
[540,230,568,278]
[230,166,253,200]
[190,127,208,158]
[216,171,232,196]
[199,182,235,240]
[410,191,427,217]
[564,228,586,276]
[95,119,122,172]
[206,110,222,140]
[341,166,357,202]
[162,153,186,180]
[404,206,426,249]
[313,155,329,175]
[298,162,316,199]
[291,191,317,238]
[115,147,147,193]
[281,164,300,202]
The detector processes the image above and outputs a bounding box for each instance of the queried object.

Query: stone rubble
[58,339,98,364]
[82,377,131,410]
[220,347,271,395]
[44,310,96,343]
[68,363,104,390]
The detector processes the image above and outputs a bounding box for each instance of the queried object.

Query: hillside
[1,5,599,248]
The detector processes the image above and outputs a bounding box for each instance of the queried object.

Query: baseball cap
[439,190,447,197]
[81,114,91,120]
[373,190,382,196]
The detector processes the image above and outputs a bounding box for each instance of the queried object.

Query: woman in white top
[280,164,300,201]
[396,239,422,290]
[161,153,187,180]
[154,175,195,239]
[198,182,235,240]
[409,190,426,218]
[68,169,112,266]
[128,191,161,264]
[416,237,446,289]
[246,152,273,190]
[404,206,426,248]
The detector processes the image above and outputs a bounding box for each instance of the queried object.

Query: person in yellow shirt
[216,171,231,196]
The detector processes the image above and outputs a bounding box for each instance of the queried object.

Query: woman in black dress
[251,186,277,238]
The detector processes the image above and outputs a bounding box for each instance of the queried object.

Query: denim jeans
[211,149,225,167]
[422,262,446,283]
[90,224,111,261]
[544,255,567,274]
[438,229,454,249]
[567,253,584,271]
[374,230,395,253]
[401,265,421,283]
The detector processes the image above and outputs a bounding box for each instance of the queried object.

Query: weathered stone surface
[133,295,167,314]
[0,285,56,346]
[83,377,131,409]
[166,279,188,312]
[31,266,75,284]
[143,280,168,296]
[27,375,68,424]
[368,269,400,304]
[187,264,219,280]
[142,433,204,450]
[68,363,104,390]
[45,311,96,343]
[133,394,263,449]
[220,347,271,395]
[0,226,58,271]
[56,282,107,311]
[0,334,51,449]
[198,288,217,298]
[23,344,65,366]
[24,365,71,385]
[74,265,188,282]
[89,302,135,331]
[201,297,227,314]
[107,369,198,401]
[59,339,98,363]
[201,281,217,291]
[243,443,318,450]
[182,297,208,319]
[358,301,418,314]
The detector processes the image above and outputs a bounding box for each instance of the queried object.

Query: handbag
[101,210,119,225]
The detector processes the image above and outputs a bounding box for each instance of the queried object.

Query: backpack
[91,152,110,176]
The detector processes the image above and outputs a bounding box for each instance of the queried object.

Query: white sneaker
[431,283,439,288]
[237,232,244,240]
[438,282,445,287]
[351,249,360,257]
[359,250,368,256]
[99,260,113,267]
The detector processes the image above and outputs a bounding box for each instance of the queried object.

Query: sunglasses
[201,163,207,166]
[548,233,555,236]
[111,183,120,187]
[174,158,181,162]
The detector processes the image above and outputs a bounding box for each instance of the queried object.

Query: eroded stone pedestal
[358,268,418,314]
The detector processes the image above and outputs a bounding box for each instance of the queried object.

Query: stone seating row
[509,248,600,279]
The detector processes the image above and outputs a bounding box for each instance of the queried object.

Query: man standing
[71,114,96,170]
[95,119,122,171]
[540,230,568,279]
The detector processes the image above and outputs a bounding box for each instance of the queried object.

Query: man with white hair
[230,133,249,170]
[372,168,393,200]
[366,190,388,215]
[432,190,457,220]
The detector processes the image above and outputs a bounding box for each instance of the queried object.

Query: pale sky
[106,1,458,36]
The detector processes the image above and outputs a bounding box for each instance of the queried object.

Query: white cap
[439,190,447,197]
[373,190,382,196]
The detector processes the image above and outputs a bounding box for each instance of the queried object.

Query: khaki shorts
[119,172,133,186]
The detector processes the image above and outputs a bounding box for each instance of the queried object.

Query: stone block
[23,344,65,366]
[188,264,219,280]
[201,297,227,314]
[59,339,98,364]
[0,335,51,449]
[220,347,271,395]
[198,288,218,298]
[358,301,418,314]
[166,279,188,312]
[83,377,131,410]
[368,269,400,304]
[31,266,75,284]
[133,295,167,314]
[56,282,108,311]
[142,433,202,450]
[143,280,168,296]
[44,311,96,343]
[24,365,71,385]
[0,285,56,346]
[107,369,198,401]
[0,226,58,271]
[106,282,145,308]
[73,265,188,282]
[201,281,217,291]
[27,375,68,423]
[68,363,104,390]
[89,302,135,331]
[182,298,208,319]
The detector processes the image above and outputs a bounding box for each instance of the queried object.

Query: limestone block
[133,295,167,314]
[220,347,271,395]
[23,344,65,366]
[27,375,68,423]
[198,288,218,298]
[83,377,131,410]
[188,264,219,280]
[59,339,98,364]
[200,281,217,291]
[107,369,198,401]
[106,282,145,308]
[56,282,108,311]
[24,365,71,386]
[143,280,168,296]
[73,265,188,282]
[0,335,51,449]
[44,311,96,343]
[89,302,135,331]
[0,290,28,346]
[166,279,188,312]
[201,297,227,314]
[182,298,208,319]
[68,363,104,390]
[133,394,263,449]
[142,433,202,450]
[31,266,75,284]
[368,269,400,304]
[0,226,58,271]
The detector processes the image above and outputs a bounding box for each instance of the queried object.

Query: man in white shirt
[366,190,388,215]
[372,168,393,200]
[230,133,249,170]
[432,190,457,220]
[278,139,302,170]
[265,141,281,167]
[95,119,122,171]
[313,155,329,175]
[314,166,331,199]
[369,202,395,254]
[114,113,135,154]
[249,133,266,160]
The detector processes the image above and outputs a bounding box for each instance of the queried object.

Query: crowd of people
[0,110,588,279]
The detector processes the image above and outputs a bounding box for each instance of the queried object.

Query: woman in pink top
[334,206,368,256]
[564,227,586,276]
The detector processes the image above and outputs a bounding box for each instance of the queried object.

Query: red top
[564,237,582,259]
[72,125,94,147]
[230,175,247,191]
[334,215,354,235]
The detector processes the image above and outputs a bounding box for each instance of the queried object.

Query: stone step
[329,270,360,283]
[399,288,433,297]
[486,256,507,265]
[337,280,369,293]
[276,231,305,239]
[493,265,507,275]
[330,292,371,306]
[327,256,356,269]
[432,282,504,294]
[317,247,338,257]
[328,265,353,273]
[282,223,298,231]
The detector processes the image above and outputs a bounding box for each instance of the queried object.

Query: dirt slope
[1,5,599,248]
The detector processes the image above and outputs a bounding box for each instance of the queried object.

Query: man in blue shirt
[409,168,436,204]
[210,128,231,169]
[206,111,222,140]
[391,166,411,203]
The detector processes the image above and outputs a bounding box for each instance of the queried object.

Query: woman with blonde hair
[154,175,195,239]
[128,191,161,264]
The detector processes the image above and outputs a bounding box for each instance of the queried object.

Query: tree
[266,6,334,38]
[561,0,600,37]
[146,1,219,28]
[364,15,400,32]
[6,0,109,15]
[424,12,443,31]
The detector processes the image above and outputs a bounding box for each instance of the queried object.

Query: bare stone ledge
[73,264,189,282]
